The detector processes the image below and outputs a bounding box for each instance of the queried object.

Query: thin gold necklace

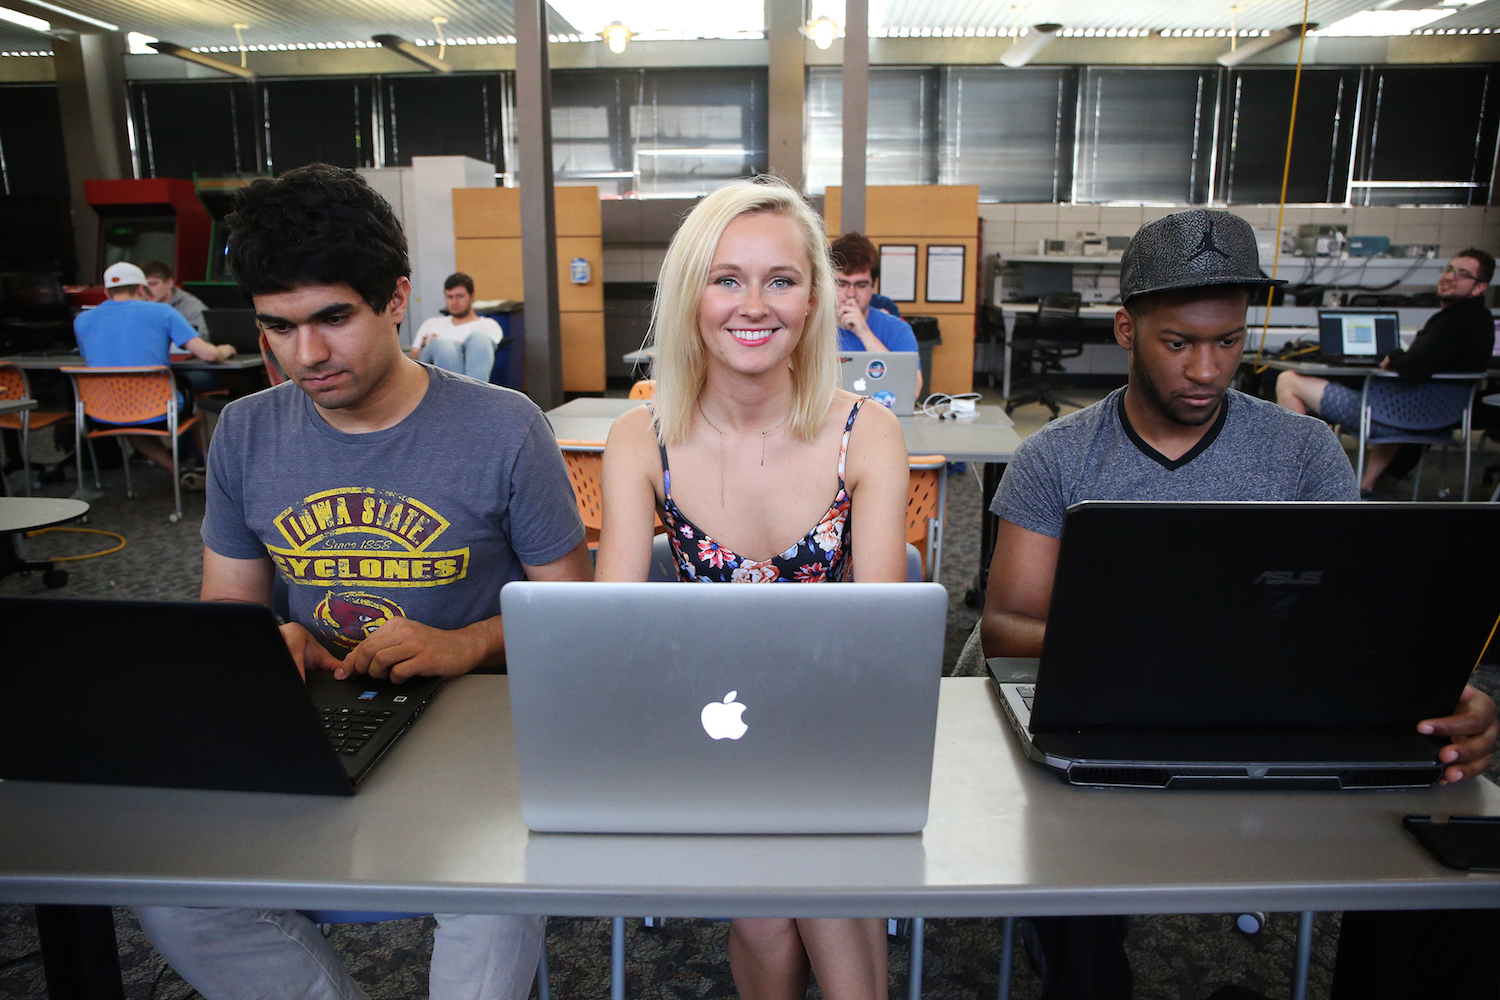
[697,403,785,508]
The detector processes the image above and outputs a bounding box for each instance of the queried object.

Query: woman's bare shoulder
[607,402,659,446]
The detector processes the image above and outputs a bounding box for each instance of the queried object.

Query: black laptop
[992,502,1498,790]
[1317,309,1400,364]
[203,309,264,354]
[0,597,442,795]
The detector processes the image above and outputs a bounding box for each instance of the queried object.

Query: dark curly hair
[226,163,409,313]
[829,231,881,280]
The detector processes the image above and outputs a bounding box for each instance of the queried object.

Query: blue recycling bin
[478,304,524,389]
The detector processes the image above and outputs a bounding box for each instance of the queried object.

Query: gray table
[1263,359,1500,380]
[0,496,88,585]
[3,677,1494,916]
[544,397,1020,463]
[5,676,1496,1000]
[0,353,265,372]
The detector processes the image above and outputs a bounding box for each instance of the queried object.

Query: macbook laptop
[203,309,264,354]
[1317,309,1400,364]
[838,351,920,415]
[501,581,947,833]
[992,502,1498,790]
[0,597,442,795]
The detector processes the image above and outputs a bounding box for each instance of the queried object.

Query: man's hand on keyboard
[334,615,499,684]
[279,622,343,680]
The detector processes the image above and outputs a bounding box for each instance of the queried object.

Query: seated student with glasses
[830,231,923,398]
[595,178,909,1000]
[1275,249,1496,494]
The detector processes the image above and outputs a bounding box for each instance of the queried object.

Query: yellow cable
[22,526,127,562]
[1255,0,1312,369]
[1475,608,1500,672]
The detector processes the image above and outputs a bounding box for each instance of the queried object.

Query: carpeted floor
[2,402,1498,1000]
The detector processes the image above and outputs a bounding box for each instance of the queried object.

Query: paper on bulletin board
[925,245,966,303]
[878,244,917,303]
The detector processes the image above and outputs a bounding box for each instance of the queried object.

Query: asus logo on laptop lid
[1252,571,1323,585]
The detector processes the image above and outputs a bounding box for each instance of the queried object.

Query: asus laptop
[1317,309,1400,364]
[838,351,921,415]
[501,581,948,833]
[0,597,442,795]
[992,502,1498,790]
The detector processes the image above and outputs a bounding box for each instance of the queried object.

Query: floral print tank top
[657,398,866,583]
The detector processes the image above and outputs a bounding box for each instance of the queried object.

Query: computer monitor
[1316,310,1399,359]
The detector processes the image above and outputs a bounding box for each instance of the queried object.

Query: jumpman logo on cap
[1188,218,1232,262]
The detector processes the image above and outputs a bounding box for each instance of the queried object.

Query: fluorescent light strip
[18,0,114,30]
[0,6,50,32]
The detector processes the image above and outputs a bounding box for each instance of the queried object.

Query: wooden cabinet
[452,186,604,392]
[825,186,980,396]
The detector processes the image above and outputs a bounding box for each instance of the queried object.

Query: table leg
[1290,910,1314,1000]
[1002,314,1018,402]
[537,932,552,1000]
[2,530,60,584]
[34,904,125,1000]
[611,916,626,1000]
[907,917,924,1000]
[965,462,1007,609]
[997,916,1016,1000]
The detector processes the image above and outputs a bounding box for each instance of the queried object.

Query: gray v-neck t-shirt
[991,387,1359,539]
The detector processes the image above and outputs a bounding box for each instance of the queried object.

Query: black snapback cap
[1119,208,1285,304]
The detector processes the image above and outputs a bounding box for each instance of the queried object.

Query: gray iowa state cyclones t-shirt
[992,387,1359,538]
[203,366,584,655]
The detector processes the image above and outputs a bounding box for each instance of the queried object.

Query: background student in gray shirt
[982,209,1497,1000]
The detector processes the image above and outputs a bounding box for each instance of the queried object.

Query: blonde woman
[596,177,909,1000]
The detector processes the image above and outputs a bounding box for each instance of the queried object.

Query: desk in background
[2,677,1495,999]
[0,353,265,372]
[545,397,1021,601]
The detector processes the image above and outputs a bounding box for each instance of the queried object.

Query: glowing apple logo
[853,378,868,392]
[700,691,748,741]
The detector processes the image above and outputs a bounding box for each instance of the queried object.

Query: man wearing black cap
[980,209,1497,999]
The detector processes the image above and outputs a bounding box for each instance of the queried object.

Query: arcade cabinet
[84,178,211,286]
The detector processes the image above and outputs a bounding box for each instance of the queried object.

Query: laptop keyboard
[1017,685,1035,710]
[318,707,394,755]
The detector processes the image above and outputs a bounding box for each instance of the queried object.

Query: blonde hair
[649,178,838,446]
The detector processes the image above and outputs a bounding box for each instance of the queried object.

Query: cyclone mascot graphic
[314,592,406,649]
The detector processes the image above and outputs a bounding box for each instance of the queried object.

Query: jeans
[133,906,544,1000]
[420,331,496,383]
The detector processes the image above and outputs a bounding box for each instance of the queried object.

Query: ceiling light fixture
[1217,21,1314,66]
[0,6,50,32]
[232,22,248,68]
[10,0,113,30]
[600,20,633,54]
[1000,22,1061,67]
[801,16,838,50]
[148,40,256,78]
[372,33,453,73]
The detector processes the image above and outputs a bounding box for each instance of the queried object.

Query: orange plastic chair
[906,455,946,582]
[62,366,200,523]
[557,440,605,548]
[0,364,80,496]
[258,331,289,387]
[628,379,655,400]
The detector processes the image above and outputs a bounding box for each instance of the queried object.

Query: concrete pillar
[51,30,131,283]
[766,0,805,191]
[513,0,564,409]
[840,0,868,235]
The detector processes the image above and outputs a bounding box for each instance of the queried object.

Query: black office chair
[1005,291,1088,420]
[0,272,73,354]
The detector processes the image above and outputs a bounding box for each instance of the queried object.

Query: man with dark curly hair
[132,163,592,1000]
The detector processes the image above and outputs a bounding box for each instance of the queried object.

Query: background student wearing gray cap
[978,209,1498,1000]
